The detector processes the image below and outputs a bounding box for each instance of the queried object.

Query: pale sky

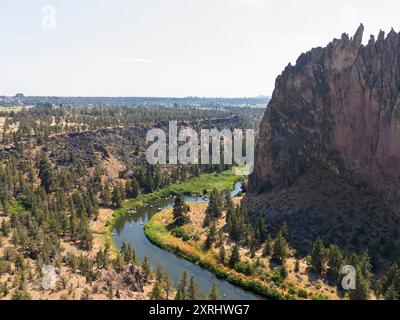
[1,0,400,97]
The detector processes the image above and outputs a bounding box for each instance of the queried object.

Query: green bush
[0,261,11,276]
[234,262,254,276]
[171,227,190,241]
[298,289,308,299]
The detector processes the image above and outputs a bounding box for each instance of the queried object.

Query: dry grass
[146,201,342,300]
[0,207,152,300]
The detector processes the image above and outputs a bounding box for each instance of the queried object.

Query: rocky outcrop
[100,263,145,293]
[247,25,400,254]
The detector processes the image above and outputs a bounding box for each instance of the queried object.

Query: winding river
[112,182,262,300]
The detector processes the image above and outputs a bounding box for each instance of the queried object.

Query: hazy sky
[1,0,400,97]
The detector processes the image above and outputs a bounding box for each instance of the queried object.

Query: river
[112,182,262,300]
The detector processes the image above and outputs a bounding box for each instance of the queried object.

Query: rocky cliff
[247,25,400,254]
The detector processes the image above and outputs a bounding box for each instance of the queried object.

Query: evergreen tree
[327,244,344,282]
[295,259,300,273]
[208,282,219,300]
[38,153,55,193]
[349,265,370,300]
[204,222,217,251]
[163,274,173,300]
[188,277,199,300]
[384,284,398,300]
[126,178,140,198]
[280,222,288,239]
[262,234,273,257]
[310,237,326,275]
[173,194,190,226]
[228,245,241,268]
[177,271,188,300]
[101,180,112,206]
[219,244,226,265]
[280,260,288,279]
[224,192,233,210]
[204,188,222,226]
[112,182,124,208]
[141,257,152,283]
[149,279,165,300]
[255,216,267,244]
[272,231,288,264]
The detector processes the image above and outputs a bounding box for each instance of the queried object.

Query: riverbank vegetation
[145,194,379,300]
[111,168,242,226]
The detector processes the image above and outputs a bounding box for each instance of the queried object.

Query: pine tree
[204,188,222,226]
[219,244,226,265]
[280,260,288,279]
[255,216,267,244]
[177,271,188,300]
[163,274,173,300]
[141,257,152,283]
[204,222,217,251]
[295,259,300,273]
[112,182,124,208]
[384,284,398,300]
[280,222,288,239]
[38,153,54,193]
[173,194,190,226]
[310,237,326,275]
[208,282,219,300]
[349,265,370,300]
[155,263,164,282]
[224,192,233,210]
[127,178,140,198]
[188,277,199,300]
[101,180,112,206]
[228,245,241,268]
[262,234,273,257]
[327,244,343,282]
[149,279,165,300]
[272,231,288,264]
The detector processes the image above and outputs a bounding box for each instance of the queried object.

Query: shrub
[171,227,190,241]
[298,289,308,299]
[234,262,254,276]
[0,261,11,276]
